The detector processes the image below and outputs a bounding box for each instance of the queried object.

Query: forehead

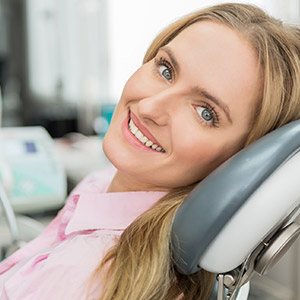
[166,21,262,120]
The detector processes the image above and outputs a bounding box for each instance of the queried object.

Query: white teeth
[129,119,138,134]
[145,140,153,147]
[141,136,148,144]
[135,131,143,139]
[128,118,165,152]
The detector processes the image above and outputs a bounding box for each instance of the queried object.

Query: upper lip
[129,110,163,148]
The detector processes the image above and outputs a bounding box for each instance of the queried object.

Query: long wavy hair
[89,3,300,300]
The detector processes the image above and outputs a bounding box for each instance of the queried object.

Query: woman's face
[103,21,262,192]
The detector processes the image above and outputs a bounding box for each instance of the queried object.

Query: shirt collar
[65,190,168,235]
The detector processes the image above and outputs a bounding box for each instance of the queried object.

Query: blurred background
[0,0,300,299]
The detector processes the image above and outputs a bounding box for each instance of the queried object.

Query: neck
[106,171,170,193]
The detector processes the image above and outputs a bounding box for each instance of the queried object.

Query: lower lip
[122,111,161,153]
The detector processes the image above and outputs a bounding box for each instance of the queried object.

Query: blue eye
[155,57,174,82]
[159,65,172,81]
[196,106,216,125]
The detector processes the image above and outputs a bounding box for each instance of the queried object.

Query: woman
[1,3,300,300]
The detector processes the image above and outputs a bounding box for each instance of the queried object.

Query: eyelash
[196,103,220,128]
[154,57,175,82]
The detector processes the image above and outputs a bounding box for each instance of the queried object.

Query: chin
[102,132,131,173]
[102,133,118,166]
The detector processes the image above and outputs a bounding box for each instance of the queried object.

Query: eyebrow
[160,46,180,74]
[159,46,233,124]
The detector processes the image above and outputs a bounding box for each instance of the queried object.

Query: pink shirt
[0,166,167,299]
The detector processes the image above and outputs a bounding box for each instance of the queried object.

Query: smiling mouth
[128,117,165,153]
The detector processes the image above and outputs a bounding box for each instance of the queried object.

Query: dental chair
[171,119,300,300]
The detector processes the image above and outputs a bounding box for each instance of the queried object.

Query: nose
[137,89,176,126]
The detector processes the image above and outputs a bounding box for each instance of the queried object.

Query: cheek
[173,131,241,178]
[122,71,144,99]
[174,135,221,169]
[120,63,160,102]
[106,70,145,124]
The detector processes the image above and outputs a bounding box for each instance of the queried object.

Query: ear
[171,120,300,275]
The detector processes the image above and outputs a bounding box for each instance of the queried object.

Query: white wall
[26,0,109,103]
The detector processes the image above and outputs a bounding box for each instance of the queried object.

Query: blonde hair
[91,3,300,300]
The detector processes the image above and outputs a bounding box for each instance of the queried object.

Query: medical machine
[171,120,300,300]
[0,126,67,214]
